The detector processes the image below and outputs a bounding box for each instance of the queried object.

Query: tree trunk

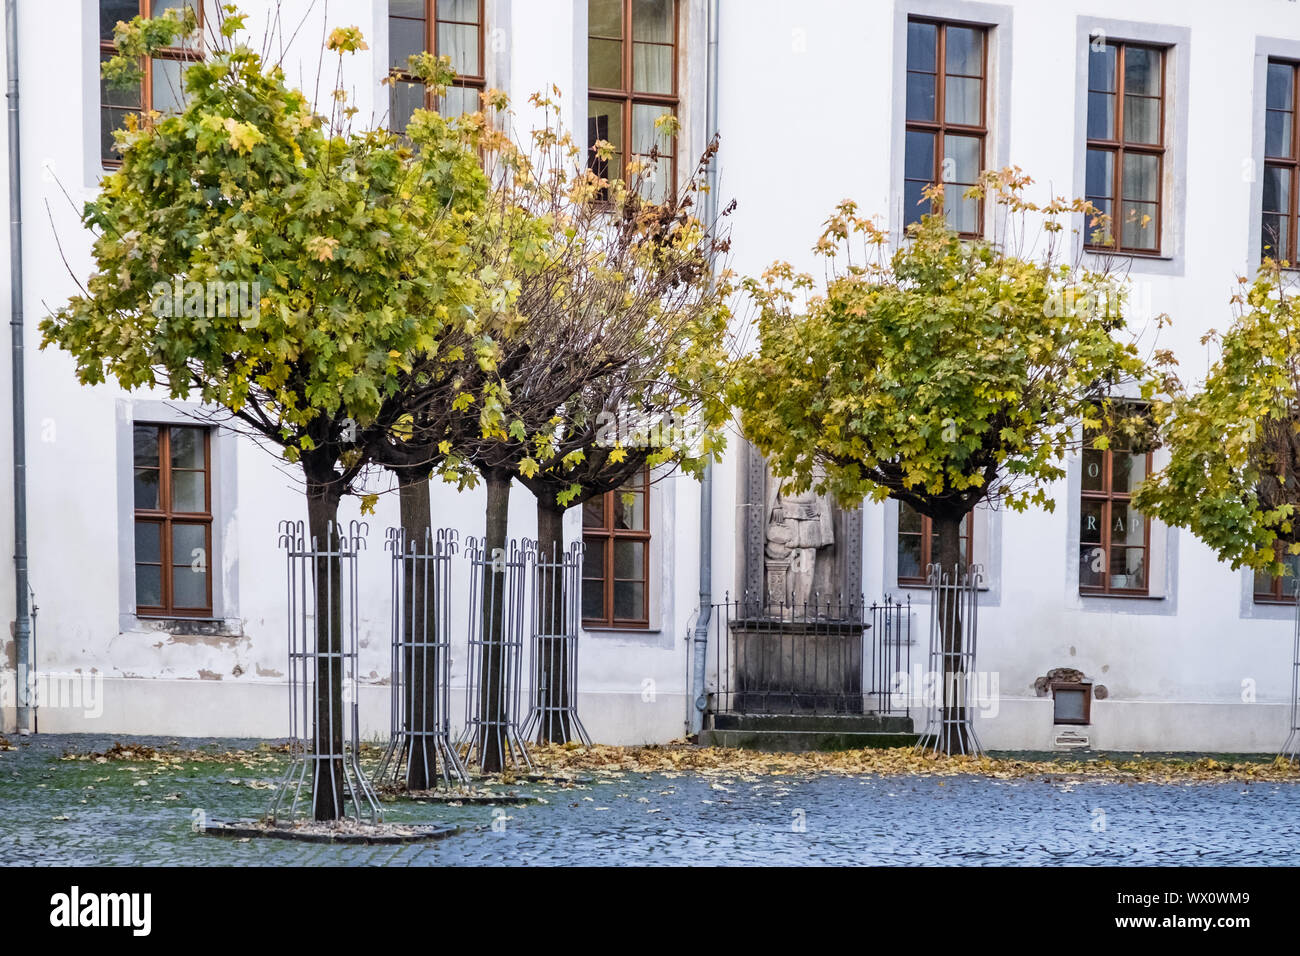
[305,474,346,821]
[478,468,512,772]
[932,513,972,755]
[398,473,437,790]
[535,498,572,743]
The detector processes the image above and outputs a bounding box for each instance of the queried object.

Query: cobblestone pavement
[2,735,1298,865]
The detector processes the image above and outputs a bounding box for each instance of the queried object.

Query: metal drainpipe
[689,0,720,738]
[6,0,30,735]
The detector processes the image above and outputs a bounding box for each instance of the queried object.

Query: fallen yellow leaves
[525,741,1300,785]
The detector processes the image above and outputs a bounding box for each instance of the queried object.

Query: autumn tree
[40,10,487,816]
[1134,263,1300,588]
[733,173,1165,754]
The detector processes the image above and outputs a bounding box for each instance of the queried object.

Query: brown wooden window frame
[133,424,214,618]
[100,0,204,168]
[1050,680,1092,725]
[388,0,486,130]
[1079,428,1153,597]
[586,0,680,202]
[1084,40,1167,256]
[1263,58,1300,264]
[582,466,651,630]
[897,503,974,587]
[903,16,989,238]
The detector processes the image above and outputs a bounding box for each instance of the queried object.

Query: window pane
[134,425,159,466]
[1080,498,1104,544]
[632,0,674,43]
[613,539,645,579]
[437,83,479,118]
[1123,95,1160,145]
[614,490,644,530]
[437,0,480,20]
[905,71,936,122]
[1120,200,1159,251]
[1121,152,1158,201]
[1110,501,1144,546]
[150,57,187,115]
[906,21,937,73]
[633,42,673,94]
[582,578,605,621]
[905,129,935,182]
[390,80,424,131]
[898,534,923,581]
[170,427,205,469]
[172,563,208,609]
[1111,449,1146,493]
[172,470,206,512]
[944,75,982,126]
[134,468,160,510]
[589,0,623,37]
[1087,91,1114,140]
[1255,566,1277,598]
[172,523,206,567]
[632,102,672,155]
[136,564,163,608]
[613,581,644,620]
[1266,109,1294,159]
[944,133,980,185]
[1079,544,1106,589]
[1085,148,1113,200]
[1087,198,1113,245]
[101,52,141,109]
[587,98,624,178]
[904,178,930,226]
[1110,546,1146,589]
[1088,43,1116,92]
[582,498,605,529]
[1263,213,1290,261]
[101,0,140,41]
[392,0,426,15]
[1124,46,1162,97]
[582,539,604,577]
[437,21,480,76]
[589,37,623,89]
[389,15,426,71]
[135,520,161,564]
[899,503,924,534]
[1082,446,1105,491]
[944,26,983,76]
[1267,62,1295,110]
[1265,165,1292,214]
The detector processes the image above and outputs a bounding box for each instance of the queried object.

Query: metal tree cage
[522,539,591,746]
[915,562,986,757]
[373,527,469,791]
[269,519,380,823]
[1281,580,1300,764]
[457,537,534,773]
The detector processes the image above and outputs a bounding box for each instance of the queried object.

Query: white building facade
[3,0,1300,751]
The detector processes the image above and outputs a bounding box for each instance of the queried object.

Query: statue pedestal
[764,560,791,616]
[726,617,868,715]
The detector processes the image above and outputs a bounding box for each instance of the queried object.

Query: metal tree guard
[374,527,469,790]
[457,537,534,772]
[1281,579,1300,764]
[916,562,985,757]
[522,539,592,746]
[269,519,380,823]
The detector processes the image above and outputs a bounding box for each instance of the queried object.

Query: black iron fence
[710,594,911,718]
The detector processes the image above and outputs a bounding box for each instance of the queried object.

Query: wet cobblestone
[2,735,1298,865]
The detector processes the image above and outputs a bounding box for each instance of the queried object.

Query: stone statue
[764,472,835,613]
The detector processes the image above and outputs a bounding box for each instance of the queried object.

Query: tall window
[903,18,987,236]
[1079,428,1151,595]
[1263,59,1300,263]
[1254,549,1300,604]
[100,0,201,166]
[389,0,485,132]
[1085,40,1165,254]
[898,503,972,585]
[582,469,650,628]
[133,425,212,617]
[587,0,678,203]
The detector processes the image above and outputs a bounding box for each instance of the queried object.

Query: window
[1263,59,1300,263]
[903,18,987,236]
[388,0,485,132]
[1079,428,1152,595]
[587,0,678,203]
[1051,681,1091,725]
[897,503,972,585]
[1085,40,1165,254]
[100,0,201,166]
[581,468,650,628]
[133,424,212,617]
[1254,548,1300,604]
